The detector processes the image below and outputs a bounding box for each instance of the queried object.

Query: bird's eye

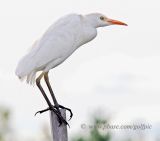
[100,16,104,20]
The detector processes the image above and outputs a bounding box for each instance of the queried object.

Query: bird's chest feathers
[75,26,97,47]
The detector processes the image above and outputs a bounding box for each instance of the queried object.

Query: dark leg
[35,72,68,126]
[44,72,73,120]
[36,73,52,107]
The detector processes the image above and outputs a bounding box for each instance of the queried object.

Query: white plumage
[15,13,127,84]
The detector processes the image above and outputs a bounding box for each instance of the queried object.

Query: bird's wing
[32,14,83,69]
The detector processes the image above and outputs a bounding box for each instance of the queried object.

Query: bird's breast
[75,26,97,47]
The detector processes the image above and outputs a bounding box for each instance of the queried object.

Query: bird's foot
[58,105,73,120]
[35,104,73,126]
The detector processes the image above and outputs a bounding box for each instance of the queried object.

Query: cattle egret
[15,13,127,125]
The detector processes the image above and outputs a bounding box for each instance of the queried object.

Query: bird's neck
[84,15,99,28]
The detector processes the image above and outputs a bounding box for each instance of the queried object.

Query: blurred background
[0,0,160,140]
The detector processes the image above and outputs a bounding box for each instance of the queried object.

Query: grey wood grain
[50,109,68,141]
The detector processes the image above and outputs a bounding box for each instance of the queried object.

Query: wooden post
[50,109,68,141]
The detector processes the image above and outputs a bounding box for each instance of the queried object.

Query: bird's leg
[44,72,73,120]
[35,72,69,126]
[36,73,52,107]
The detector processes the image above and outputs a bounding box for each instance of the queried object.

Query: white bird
[15,13,127,125]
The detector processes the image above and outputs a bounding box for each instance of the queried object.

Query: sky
[0,0,160,140]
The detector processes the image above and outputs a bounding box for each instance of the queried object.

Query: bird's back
[32,14,84,68]
[15,14,97,84]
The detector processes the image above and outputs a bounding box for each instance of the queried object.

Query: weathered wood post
[50,109,68,141]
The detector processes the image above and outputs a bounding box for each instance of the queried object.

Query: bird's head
[85,13,127,28]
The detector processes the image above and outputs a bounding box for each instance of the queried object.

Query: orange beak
[107,18,128,26]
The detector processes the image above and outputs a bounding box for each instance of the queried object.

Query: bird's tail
[16,71,36,85]
[26,71,36,85]
[15,55,37,85]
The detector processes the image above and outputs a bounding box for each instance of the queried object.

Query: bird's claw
[58,105,73,121]
[34,105,72,127]
[35,107,50,116]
